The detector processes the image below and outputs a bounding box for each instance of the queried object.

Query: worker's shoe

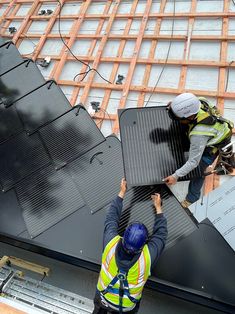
[181,199,192,209]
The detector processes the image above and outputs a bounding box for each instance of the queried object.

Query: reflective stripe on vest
[189,108,232,146]
[97,235,151,308]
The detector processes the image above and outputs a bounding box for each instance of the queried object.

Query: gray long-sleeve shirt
[172,134,211,179]
[103,196,168,271]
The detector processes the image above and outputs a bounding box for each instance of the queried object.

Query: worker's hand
[163,175,177,185]
[167,101,172,109]
[151,193,162,214]
[118,178,127,199]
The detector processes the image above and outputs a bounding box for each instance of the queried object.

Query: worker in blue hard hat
[92,178,167,314]
[164,93,234,208]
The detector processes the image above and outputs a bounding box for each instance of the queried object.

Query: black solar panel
[119,107,202,186]
[0,103,23,143]
[0,59,46,107]
[118,185,197,249]
[15,80,71,134]
[0,38,6,47]
[16,166,85,238]
[0,41,24,76]
[35,205,105,263]
[67,136,124,214]
[39,106,105,169]
[0,132,51,191]
[0,189,26,236]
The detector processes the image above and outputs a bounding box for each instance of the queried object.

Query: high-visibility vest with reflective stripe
[97,235,151,308]
[189,106,233,147]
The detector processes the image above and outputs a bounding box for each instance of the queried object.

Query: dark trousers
[186,153,217,203]
[92,291,140,314]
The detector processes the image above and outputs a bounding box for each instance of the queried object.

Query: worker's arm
[103,179,127,248]
[164,134,210,185]
[148,194,168,267]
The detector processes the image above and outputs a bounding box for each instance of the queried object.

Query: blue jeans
[186,153,217,203]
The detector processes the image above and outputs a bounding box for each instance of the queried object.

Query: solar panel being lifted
[119,107,202,187]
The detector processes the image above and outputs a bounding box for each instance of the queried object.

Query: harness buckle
[117,272,126,281]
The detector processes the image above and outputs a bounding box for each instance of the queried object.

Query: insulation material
[226,69,235,92]
[148,65,181,88]
[71,39,93,56]
[16,4,31,16]
[185,67,219,91]
[59,61,83,81]
[160,19,188,35]
[87,1,106,14]
[189,41,221,61]
[196,1,223,13]
[27,21,48,34]
[61,2,82,15]
[40,39,64,56]
[154,41,185,60]
[228,18,235,35]
[51,20,74,35]
[189,177,235,252]
[107,91,123,114]
[18,39,39,56]
[227,42,235,61]
[193,18,222,35]
[165,1,191,13]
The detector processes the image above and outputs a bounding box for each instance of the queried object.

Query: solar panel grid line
[139,110,157,182]
[0,132,51,192]
[14,81,72,135]
[16,166,85,238]
[0,60,47,108]
[120,107,202,186]
[39,107,106,169]
[0,42,24,76]
[67,136,124,214]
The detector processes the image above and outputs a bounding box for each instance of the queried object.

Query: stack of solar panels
[0,41,197,262]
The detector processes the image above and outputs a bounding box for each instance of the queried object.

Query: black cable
[225,60,234,92]
[56,0,91,70]
[97,108,113,131]
[56,0,112,84]
[144,0,176,107]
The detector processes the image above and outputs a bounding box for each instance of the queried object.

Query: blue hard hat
[122,222,148,254]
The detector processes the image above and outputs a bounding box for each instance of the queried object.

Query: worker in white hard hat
[163,93,234,208]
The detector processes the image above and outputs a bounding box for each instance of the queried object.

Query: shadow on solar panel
[119,107,202,186]
[118,185,197,249]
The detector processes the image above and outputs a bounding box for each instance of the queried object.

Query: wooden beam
[49,0,92,81]
[112,0,153,133]
[79,0,121,106]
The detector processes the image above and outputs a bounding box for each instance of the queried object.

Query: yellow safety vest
[97,235,151,308]
[188,100,233,147]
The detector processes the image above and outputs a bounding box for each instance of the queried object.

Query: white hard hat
[171,93,200,118]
